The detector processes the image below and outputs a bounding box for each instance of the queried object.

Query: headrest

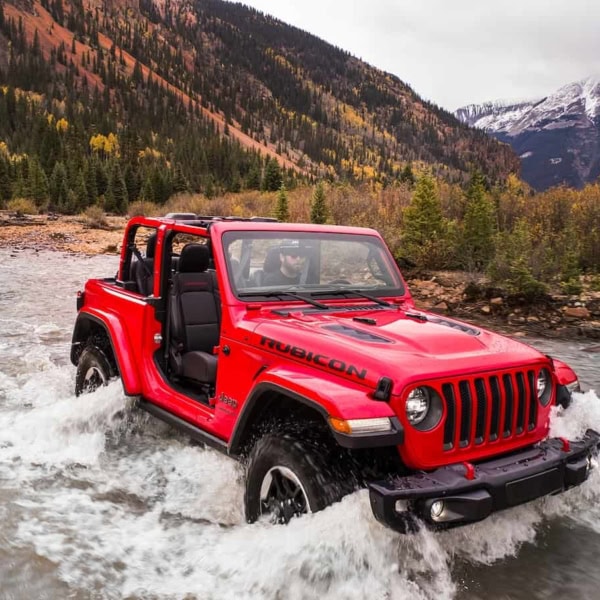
[263,246,282,273]
[179,243,210,273]
[146,233,157,259]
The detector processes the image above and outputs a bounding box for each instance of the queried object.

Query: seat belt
[130,244,153,279]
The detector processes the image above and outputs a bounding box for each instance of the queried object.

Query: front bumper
[369,430,600,533]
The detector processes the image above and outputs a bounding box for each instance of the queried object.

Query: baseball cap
[279,239,306,256]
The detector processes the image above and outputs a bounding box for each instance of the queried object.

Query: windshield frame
[222,230,405,301]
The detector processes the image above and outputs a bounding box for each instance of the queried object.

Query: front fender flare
[228,367,401,455]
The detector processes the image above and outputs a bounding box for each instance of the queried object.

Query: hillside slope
[0,0,517,208]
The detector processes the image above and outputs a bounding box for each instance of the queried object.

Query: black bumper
[369,430,600,533]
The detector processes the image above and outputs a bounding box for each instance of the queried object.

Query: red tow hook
[559,437,571,452]
[462,461,476,480]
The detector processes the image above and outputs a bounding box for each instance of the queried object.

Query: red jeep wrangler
[71,214,598,532]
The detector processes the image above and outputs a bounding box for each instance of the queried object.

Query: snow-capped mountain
[455,76,600,190]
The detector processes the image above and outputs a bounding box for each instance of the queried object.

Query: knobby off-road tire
[75,345,115,396]
[244,433,354,525]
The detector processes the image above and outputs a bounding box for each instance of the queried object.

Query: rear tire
[75,345,114,396]
[244,433,354,524]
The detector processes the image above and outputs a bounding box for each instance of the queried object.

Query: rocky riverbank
[1,211,599,342]
[407,272,600,342]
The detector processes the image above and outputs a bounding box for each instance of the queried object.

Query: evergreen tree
[204,175,215,199]
[262,157,282,192]
[84,161,98,206]
[172,164,189,194]
[399,163,415,187]
[49,161,69,211]
[245,162,261,190]
[488,218,547,298]
[123,165,140,203]
[132,59,143,85]
[274,182,289,221]
[73,169,88,212]
[0,157,11,205]
[94,157,108,197]
[140,175,154,203]
[461,172,496,271]
[12,161,27,199]
[310,182,328,224]
[151,167,171,204]
[105,162,128,214]
[26,157,49,208]
[401,172,446,268]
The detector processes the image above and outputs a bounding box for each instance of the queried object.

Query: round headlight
[406,387,430,425]
[537,369,550,399]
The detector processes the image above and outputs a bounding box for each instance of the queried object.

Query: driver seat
[169,243,219,385]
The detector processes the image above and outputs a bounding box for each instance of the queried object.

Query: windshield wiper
[238,290,330,310]
[311,288,393,307]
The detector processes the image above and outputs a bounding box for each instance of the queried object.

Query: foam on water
[6,369,600,599]
[2,250,600,599]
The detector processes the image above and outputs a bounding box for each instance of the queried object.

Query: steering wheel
[328,279,351,285]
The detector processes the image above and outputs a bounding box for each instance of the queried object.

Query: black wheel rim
[82,365,107,394]
[259,466,311,524]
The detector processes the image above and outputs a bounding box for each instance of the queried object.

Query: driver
[263,240,306,286]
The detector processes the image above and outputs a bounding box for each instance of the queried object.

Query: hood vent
[322,324,393,344]
[428,317,480,336]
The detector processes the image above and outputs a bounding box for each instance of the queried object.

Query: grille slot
[458,381,472,448]
[442,383,456,450]
[502,373,514,438]
[489,376,501,441]
[527,370,537,431]
[442,370,537,452]
[515,372,527,434]
[474,378,487,444]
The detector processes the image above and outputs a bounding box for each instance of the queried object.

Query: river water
[0,248,599,600]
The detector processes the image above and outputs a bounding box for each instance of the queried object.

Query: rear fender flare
[71,311,141,395]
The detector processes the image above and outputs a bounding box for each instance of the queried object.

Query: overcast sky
[238,0,600,111]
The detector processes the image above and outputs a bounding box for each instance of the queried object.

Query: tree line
[139,173,599,293]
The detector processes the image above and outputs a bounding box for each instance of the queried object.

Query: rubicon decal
[259,336,367,380]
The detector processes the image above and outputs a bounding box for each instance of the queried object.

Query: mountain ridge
[455,75,600,190]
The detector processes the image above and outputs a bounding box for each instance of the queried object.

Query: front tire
[75,345,114,396]
[244,434,353,524]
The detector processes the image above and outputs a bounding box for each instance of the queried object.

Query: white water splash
[2,250,600,599]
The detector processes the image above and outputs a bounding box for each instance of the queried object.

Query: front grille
[442,369,538,451]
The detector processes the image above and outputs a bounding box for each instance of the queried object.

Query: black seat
[251,246,281,286]
[132,233,156,296]
[169,243,220,385]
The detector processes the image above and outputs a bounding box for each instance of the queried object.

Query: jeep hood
[252,308,546,391]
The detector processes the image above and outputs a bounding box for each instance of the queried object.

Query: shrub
[128,200,161,217]
[7,198,37,216]
[84,205,108,229]
[163,193,209,215]
[560,278,583,296]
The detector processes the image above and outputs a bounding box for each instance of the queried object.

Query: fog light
[395,500,408,513]
[430,500,445,521]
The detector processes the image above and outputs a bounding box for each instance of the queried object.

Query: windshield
[223,231,404,298]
